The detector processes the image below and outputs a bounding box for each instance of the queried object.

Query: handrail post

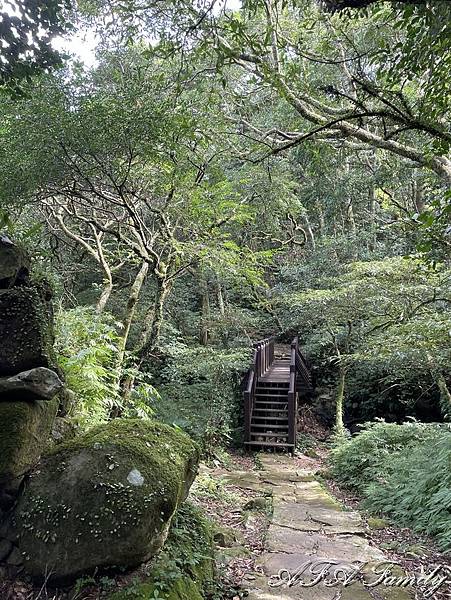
[244,348,257,443]
[288,338,298,447]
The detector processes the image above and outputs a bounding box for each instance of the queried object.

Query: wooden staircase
[243,337,312,451]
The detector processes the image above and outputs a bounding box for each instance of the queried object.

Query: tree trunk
[117,261,149,373]
[427,353,451,420]
[317,203,326,237]
[140,277,172,360]
[119,276,171,406]
[96,276,113,313]
[368,185,377,251]
[216,279,226,317]
[200,278,210,345]
[413,179,425,213]
[335,365,346,437]
[304,213,316,249]
[436,373,451,420]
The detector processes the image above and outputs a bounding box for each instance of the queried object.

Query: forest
[0,0,450,599]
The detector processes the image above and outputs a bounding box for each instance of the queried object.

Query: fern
[329,421,451,551]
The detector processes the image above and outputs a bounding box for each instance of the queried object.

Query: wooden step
[253,408,288,413]
[252,416,288,421]
[255,398,287,403]
[254,401,287,405]
[256,387,289,392]
[251,432,288,438]
[255,393,288,397]
[244,441,294,448]
[251,424,288,429]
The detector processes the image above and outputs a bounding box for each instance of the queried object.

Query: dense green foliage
[329,421,451,550]
[278,257,451,423]
[55,307,121,426]
[0,0,69,91]
[0,0,450,577]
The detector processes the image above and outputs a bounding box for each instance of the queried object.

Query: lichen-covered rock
[0,286,56,376]
[0,367,63,400]
[0,399,59,487]
[0,236,30,288]
[109,503,215,600]
[14,419,200,583]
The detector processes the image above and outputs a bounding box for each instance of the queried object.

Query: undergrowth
[329,420,451,551]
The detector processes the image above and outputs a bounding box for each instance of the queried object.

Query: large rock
[0,367,63,400]
[0,236,30,289]
[0,399,59,488]
[109,503,215,600]
[13,419,200,582]
[0,285,56,376]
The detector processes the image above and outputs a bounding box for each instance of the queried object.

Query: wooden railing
[243,335,311,449]
[295,345,312,390]
[288,337,297,445]
[288,337,312,445]
[244,336,274,442]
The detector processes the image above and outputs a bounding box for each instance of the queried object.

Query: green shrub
[157,345,249,453]
[55,306,121,428]
[329,421,451,550]
[364,429,451,550]
[329,420,435,493]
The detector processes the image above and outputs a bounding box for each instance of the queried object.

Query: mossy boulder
[109,503,215,600]
[0,236,30,288]
[14,419,200,583]
[0,398,59,487]
[0,286,56,376]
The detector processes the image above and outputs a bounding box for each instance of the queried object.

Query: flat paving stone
[246,576,413,600]
[219,471,269,492]
[228,454,415,600]
[272,501,365,534]
[266,525,384,560]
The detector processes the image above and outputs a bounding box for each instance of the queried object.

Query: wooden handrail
[295,348,312,389]
[287,337,298,446]
[244,335,310,449]
[244,337,274,442]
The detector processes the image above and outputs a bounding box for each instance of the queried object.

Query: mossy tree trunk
[115,261,149,387]
[142,276,172,358]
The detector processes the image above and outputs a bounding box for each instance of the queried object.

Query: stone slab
[266,525,384,560]
[272,502,364,534]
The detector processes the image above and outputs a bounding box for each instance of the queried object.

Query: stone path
[221,454,414,600]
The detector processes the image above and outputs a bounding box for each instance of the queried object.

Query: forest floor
[198,449,451,600]
[2,448,449,600]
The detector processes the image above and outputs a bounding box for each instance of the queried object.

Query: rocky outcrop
[0,235,30,289]
[0,240,203,587]
[0,239,63,575]
[0,367,63,400]
[0,399,59,494]
[12,419,200,583]
[109,503,215,600]
[0,285,57,377]
[0,241,61,486]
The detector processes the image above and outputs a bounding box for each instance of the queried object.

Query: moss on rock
[109,503,215,600]
[0,285,56,376]
[367,517,389,530]
[14,419,199,583]
[0,399,58,483]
